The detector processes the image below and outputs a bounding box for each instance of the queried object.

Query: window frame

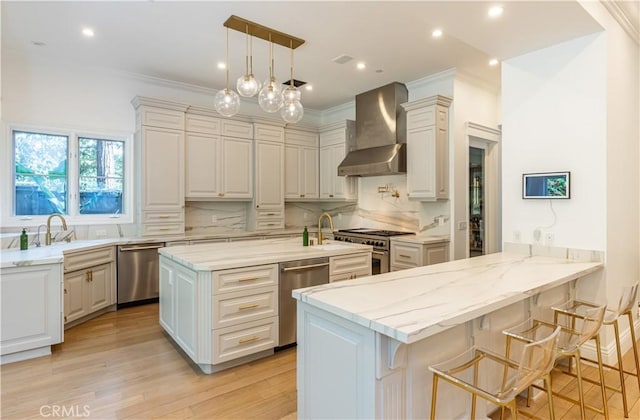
[2,123,134,227]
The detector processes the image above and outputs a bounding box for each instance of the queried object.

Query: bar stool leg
[574,354,587,419]
[430,374,439,420]
[509,400,518,419]
[613,319,629,417]
[595,335,609,419]
[543,373,556,420]
[628,311,640,392]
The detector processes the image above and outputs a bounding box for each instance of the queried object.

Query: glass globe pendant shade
[236,74,261,97]
[258,78,283,113]
[281,99,304,123]
[214,88,240,117]
[282,85,301,102]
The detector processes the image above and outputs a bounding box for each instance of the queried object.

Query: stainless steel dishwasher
[278,257,330,347]
[117,242,165,307]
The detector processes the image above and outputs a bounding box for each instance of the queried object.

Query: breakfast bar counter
[293,250,604,419]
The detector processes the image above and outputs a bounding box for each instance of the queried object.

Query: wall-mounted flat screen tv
[523,171,570,199]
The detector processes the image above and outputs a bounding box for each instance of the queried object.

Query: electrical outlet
[457,221,467,231]
[533,229,542,243]
[211,215,217,224]
[545,232,554,246]
[303,212,308,220]
[513,230,521,242]
[95,229,107,237]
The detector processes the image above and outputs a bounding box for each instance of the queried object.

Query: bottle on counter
[20,228,28,250]
[303,226,309,246]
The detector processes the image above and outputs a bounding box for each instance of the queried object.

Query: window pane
[78,137,124,214]
[14,131,68,215]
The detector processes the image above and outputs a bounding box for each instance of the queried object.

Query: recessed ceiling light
[305,85,313,91]
[357,62,366,70]
[489,58,499,66]
[217,62,226,70]
[488,6,504,18]
[82,27,95,37]
[432,29,443,38]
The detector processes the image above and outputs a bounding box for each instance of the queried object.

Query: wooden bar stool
[503,304,608,419]
[552,281,639,418]
[429,326,561,420]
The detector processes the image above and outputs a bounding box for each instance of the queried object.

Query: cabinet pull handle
[218,193,225,197]
[64,288,67,294]
[238,277,259,282]
[239,336,260,344]
[266,213,276,216]
[329,194,334,198]
[239,304,259,311]
[158,215,170,219]
[159,227,170,231]
[64,315,67,322]
[399,254,411,258]
[300,194,305,198]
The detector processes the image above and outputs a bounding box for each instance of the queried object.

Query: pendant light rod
[289,40,294,87]
[224,15,305,49]
[224,27,230,88]
[244,24,250,75]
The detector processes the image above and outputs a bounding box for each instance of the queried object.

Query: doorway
[469,147,485,257]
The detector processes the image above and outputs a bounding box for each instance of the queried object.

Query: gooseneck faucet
[317,212,335,245]
[45,213,68,246]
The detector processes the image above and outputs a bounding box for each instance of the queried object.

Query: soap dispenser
[20,228,28,250]
[303,226,309,246]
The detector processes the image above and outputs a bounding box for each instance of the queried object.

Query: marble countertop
[293,252,603,344]
[0,239,117,268]
[390,235,450,245]
[159,237,372,271]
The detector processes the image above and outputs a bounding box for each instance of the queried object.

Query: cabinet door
[425,243,449,265]
[284,145,301,199]
[319,146,333,198]
[186,133,221,197]
[221,137,252,198]
[141,126,185,209]
[159,260,176,336]
[301,146,319,198]
[174,268,196,358]
[64,270,88,323]
[255,141,283,209]
[406,126,436,199]
[87,263,112,313]
[331,144,350,199]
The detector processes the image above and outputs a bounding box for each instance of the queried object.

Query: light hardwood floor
[1,303,638,419]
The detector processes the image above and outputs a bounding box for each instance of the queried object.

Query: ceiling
[2,1,604,111]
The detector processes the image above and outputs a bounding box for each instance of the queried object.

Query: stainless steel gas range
[332,228,414,274]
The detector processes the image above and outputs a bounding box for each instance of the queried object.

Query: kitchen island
[293,250,604,419]
[157,237,371,373]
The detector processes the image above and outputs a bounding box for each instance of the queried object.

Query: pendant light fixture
[281,40,304,123]
[214,27,240,117]
[236,24,261,97]
[258,36,283,113]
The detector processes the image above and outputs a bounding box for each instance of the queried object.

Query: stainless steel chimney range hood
[338,82,408,177]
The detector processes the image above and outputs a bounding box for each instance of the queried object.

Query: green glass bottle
[302,226,309,246]
[20,228,28,250]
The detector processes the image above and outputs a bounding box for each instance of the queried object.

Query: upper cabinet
[133,97,188,237]
[284,128,319,200]
[402,95,452,201]
[319,121,357,201]
[185,110,253,200]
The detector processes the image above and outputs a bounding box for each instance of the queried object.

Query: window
[5,127,132,226]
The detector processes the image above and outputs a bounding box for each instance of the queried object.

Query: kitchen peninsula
[157,237,371,373]
[293,249,604,419]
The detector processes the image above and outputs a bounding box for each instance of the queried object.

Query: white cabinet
[320,121,357,200]
[0,264,63,363]
[63,246,116,325]
[329,252,371,282]
[185,112,253,200]
[133,98,188,236]
[285,128,319,200]
[390,239,450,271]
[402,96,452,201]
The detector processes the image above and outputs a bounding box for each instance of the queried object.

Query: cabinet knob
[329,194,334,198]
[64,288,67,294]
[64,315,67,322]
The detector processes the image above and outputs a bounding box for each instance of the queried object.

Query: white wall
[502,33,607,251]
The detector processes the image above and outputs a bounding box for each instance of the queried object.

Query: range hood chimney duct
[338,82,408,176]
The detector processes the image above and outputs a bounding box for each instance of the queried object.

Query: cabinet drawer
[212,286,278,329]
[142,210,184,223]
[213,264,278,294]
[186,114,221,134]
[407,107,435,128]
[64,246,114,273]
[141,223,184,237]
[256,209,284,219]
[255,219,284,230]
[254,124,284,143]
[221,120,253,139]
[391,243,421,267]
[329,253,371,277]
[140,107,185,130]
[212,316,278,364]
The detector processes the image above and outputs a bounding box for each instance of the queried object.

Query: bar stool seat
[552,281,639,418]
[503,304,608,419]
[429,326,561,420]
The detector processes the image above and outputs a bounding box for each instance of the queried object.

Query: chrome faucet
[33,224,46,247]
[45,213,68,246]
[317,212,335,245]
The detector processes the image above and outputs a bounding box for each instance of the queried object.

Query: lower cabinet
[0,264,63,362]
[63,246,116,326]
[329,253,372,282]
[390,240,450,271]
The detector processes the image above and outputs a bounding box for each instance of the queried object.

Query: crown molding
[405,68,456,93]
[466,122,501,142]
[600,0,640,44]
[454,68,501,94]
[401,95,453,111]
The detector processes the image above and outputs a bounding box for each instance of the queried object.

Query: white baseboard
[580,316,640,365]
